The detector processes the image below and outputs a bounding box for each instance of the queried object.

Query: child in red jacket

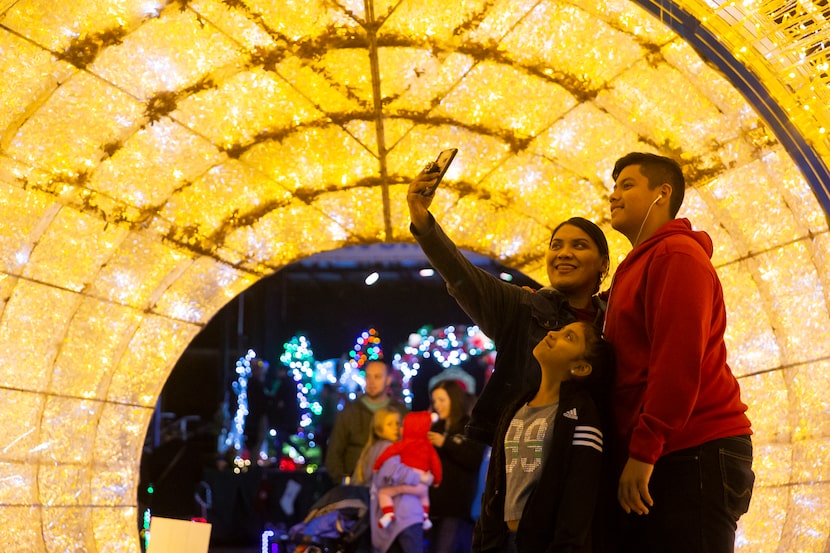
[373,410,443,529]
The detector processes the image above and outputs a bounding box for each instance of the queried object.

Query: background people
[407,170,611,446]
[426,379,486,553]
[326,360,409,485]
[473,322,612,553]
[604,152,754,553]
[352,406,402,487]
[353,407,435,553]
[317,382,339,462]
[373,411,442,530]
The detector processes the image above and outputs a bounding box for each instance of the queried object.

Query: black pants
[617,435,755,553]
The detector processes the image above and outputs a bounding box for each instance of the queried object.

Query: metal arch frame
[633,0,830,216]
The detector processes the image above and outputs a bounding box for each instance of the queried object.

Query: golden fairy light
[0,0,828,551]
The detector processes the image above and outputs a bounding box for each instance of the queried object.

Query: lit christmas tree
[339,327,384,398]
[279,334,317,466]
[217,349,258,473]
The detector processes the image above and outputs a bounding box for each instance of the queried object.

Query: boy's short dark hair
[612,152,686,217]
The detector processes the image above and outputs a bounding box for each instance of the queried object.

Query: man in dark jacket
[324,360,408,484]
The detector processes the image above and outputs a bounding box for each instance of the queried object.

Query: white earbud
[635,194,664,245]
[652,192,665,206]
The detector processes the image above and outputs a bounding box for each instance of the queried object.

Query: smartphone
[421,148,458,196]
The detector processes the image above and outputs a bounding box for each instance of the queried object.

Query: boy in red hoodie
[604,152,754,553]
[373,411,442,530]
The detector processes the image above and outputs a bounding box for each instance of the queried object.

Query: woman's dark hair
[430,379,467,433]
[551,217,610,294]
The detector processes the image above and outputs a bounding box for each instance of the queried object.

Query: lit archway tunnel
[0,0,828,551]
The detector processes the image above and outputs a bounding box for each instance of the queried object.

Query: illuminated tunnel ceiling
[0,0,829,551]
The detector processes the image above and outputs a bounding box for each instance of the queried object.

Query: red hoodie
[373,411,443,486]
[603,218,751,466]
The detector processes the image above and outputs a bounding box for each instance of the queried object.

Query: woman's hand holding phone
[420,148,457,196]
[407,148,458,233]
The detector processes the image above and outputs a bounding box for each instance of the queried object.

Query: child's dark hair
[573,322,615,408]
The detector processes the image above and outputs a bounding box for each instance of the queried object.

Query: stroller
[273,484,370,553]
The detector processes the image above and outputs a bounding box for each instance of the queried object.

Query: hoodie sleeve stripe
[573,425,603,452]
